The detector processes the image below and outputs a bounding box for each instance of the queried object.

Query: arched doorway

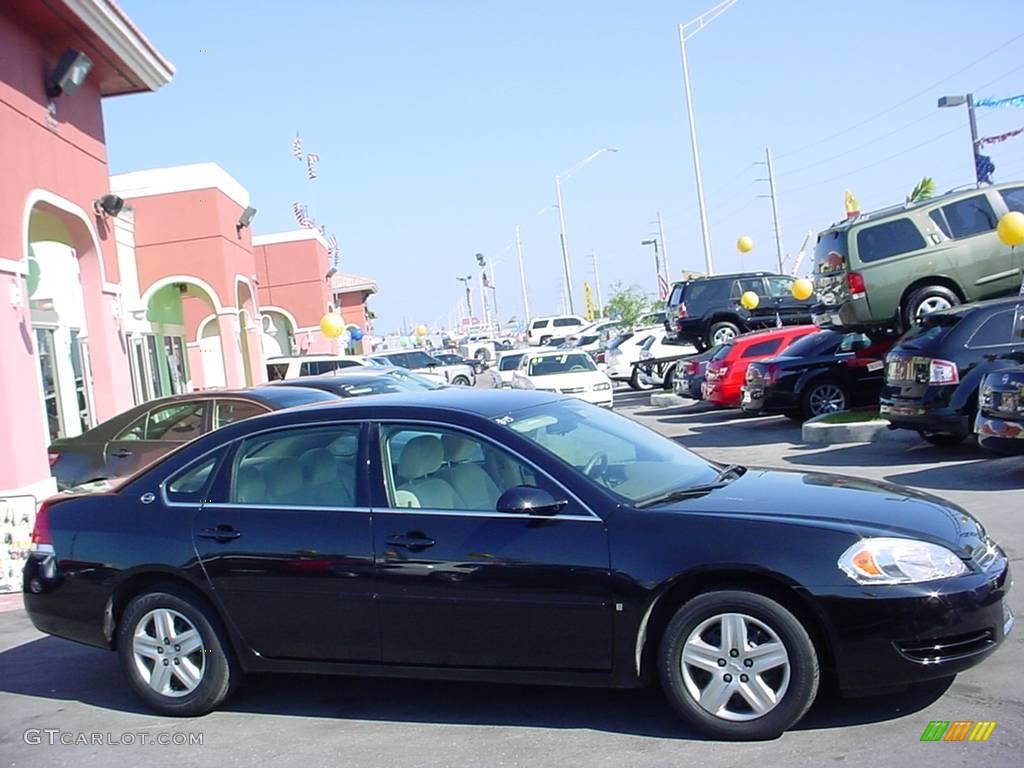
[236,277,265,385]
[259,307,298,359]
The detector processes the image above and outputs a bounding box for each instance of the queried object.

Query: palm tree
[906,177,937,204]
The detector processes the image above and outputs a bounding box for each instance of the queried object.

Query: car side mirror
[495,485,568,516]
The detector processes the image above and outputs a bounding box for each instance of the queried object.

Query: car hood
[523,371,608,390]
[660,468,987,556]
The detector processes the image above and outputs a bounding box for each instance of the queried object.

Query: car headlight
[592,382,611,391]
[838,537,968,585]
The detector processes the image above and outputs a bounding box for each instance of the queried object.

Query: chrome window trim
[376,418,603,522]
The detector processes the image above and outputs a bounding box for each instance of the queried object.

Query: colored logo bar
[920,721,996,742]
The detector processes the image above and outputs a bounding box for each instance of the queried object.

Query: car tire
[801,379,849,420]
[918,430,967,446]
[117,585,238,717]
[663,364,677,391]
[629,368,654,391]
[902,285,960,327]
[707,321,740,348]
[452,375,471,386]
[659,590,819,741]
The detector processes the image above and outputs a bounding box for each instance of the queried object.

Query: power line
[778,123,962,195]
[775,31,1024,161]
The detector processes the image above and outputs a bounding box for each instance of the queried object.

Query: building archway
[260,306,298,359]
[235,276,265,385]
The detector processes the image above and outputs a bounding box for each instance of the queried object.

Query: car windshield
[499,353,526,371]
[526,353,597,376]
[387,369,445,389]
[334,378,413,397]
[503,399,716,503]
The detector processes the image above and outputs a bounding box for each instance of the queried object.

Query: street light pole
[656,211,671,282]
[555,147,619,316]
[678,0,740,277]
[514,225,530,324]
[938,93,981,181]
[765,147,785,274]
[642,239,663,298]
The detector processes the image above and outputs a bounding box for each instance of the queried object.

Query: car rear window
[266,363,289,381]
[666,283,686,308]
[711,343,732,361]
[1000,186,1024,213]
[898,315,960,349]
[741,339,783,358]
[682,280,729,308]
[965,309,1018,349]
[779,330,840,358]
[814,229,849,274]
[856,218,926,263]
[498,353,525,371]
[607,333,633,351]
[531,319,549,329]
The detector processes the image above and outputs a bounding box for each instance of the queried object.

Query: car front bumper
[976,413,1024,454]
[806,557,1012,693]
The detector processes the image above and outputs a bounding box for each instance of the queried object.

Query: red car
[702,325,819,407]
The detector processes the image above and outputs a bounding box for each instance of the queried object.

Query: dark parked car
[741,330,895,420]
[24,390,1012,740]
[271,367,445,397]
[880,297,1024,444]
[47,386,340,490]
[673,346,720,399]
[433,352,486,375]
[975,362,1024,454]
[665,272,817,350]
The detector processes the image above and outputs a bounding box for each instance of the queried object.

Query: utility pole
[554,174,575,314]
[515,225,530,325]
[756,146,785,274]
[642,239,665,299]
[588,250,604,315]
[656,211,671,281]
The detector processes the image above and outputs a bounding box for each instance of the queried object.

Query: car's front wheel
[452,375,471,386]
[659,590,819,740]
[629,367,654,391]
[117,586,237,717]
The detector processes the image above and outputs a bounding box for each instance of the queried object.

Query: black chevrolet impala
[23,390,1012,740]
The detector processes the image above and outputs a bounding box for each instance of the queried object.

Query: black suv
[665,272,816,350]
[880,296,1024,444]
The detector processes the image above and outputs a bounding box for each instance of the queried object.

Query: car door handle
[385,533,436,552]
[198,525,242,543]
[110,448,133,458]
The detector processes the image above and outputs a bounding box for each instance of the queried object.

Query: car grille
[560,387,585,394]
[895,629,995,664]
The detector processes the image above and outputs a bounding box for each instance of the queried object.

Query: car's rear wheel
[802,380,849,419]
[452,375,471,386]
[902,285,960,328]
[117,586,237,717]
[663,364,677,390]
[707,321,740,348]
[630,367,654,391]
[659,590,819,741]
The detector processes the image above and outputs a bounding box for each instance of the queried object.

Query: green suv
[813,182,1024,332]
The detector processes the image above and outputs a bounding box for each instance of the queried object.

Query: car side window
[266,363,289,381]
[767,277,795,298]
[119,403,206,442]
[553,318,581,328]
[928,210,952,239]
[299,361,317,376]
[116,411,149,441]
[965,310,1016,349]
[839,333,871,353]
[1000,187,1024,214]
[731,278,765,298]
[742,339,782,358]
[940,195,997,239]
[381,425,548,512]
[166,451,223,504]
[531,319,549,329]
[214,400,267,429]
[856,218,926,263]
[229,425,361,507]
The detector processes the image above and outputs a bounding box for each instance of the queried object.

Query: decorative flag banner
[292,134,303,161]
[977,127,1024,147]
[306,153,320,180]
[292,202,314,229]
[976,153,995,184]
[975,95,1024,109]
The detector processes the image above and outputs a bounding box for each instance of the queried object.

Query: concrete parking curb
[650,392,688,408]
[802,415,900,445]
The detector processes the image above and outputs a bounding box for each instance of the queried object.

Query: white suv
[266,354,383,381]
[527,315,586,346]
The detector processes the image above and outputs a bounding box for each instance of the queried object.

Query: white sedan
[511,350,613,407]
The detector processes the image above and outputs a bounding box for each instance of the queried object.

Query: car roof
[728,325,819,345]
[929,294,1024,319]
[523,347,595,357]
[266,354,366,363]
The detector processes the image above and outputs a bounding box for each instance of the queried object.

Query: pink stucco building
[0,0,173,501]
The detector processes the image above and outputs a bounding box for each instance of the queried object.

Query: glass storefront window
[68,329,93,432]
[163,335,188,394]
[145,334,163,398]
[34,328,64,441]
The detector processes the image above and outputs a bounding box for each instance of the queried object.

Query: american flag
[482,272,494,289]
[292,202,312,229]
[327,234,339,264]
[306,153,320,180]
[291,135,302,161]
[657,273,669,300]
[775,312,784,328]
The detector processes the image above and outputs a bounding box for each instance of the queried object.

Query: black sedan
[740,330,895,420]
[433,352,487,374]
[23,390,1012,740]
[975,362,1024,454]
[674,345,720,399]
[47,386,340,490]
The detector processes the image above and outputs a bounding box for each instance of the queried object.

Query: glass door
[69,330,95,432]
[163,335,189,394]
[34,328,65,441]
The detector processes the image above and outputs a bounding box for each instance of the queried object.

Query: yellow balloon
[791,278,814,301]
[415,324,428,337]
[319,312,345,338]
[740,291,760,310]
[997,211,1024,247]
[737,235,754,253]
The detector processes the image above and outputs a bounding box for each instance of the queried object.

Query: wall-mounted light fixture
[93,194,124,218]
[236,206,257,235]
[325,267,337,280]
[46,49,93,98]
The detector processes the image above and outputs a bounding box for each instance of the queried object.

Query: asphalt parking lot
[0,385,1021,767]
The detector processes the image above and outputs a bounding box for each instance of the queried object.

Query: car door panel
[371,423,613,671]
[192,422,379,662]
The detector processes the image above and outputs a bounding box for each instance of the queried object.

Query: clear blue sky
[106,0,1024,333]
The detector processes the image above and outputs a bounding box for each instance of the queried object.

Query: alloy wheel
[713,327,738,345]
[132,608,207,697]
[808,384,846,415]
[680,612,791,722]
[915,296,953,316]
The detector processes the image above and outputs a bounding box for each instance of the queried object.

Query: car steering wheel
[583,451,609,480]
